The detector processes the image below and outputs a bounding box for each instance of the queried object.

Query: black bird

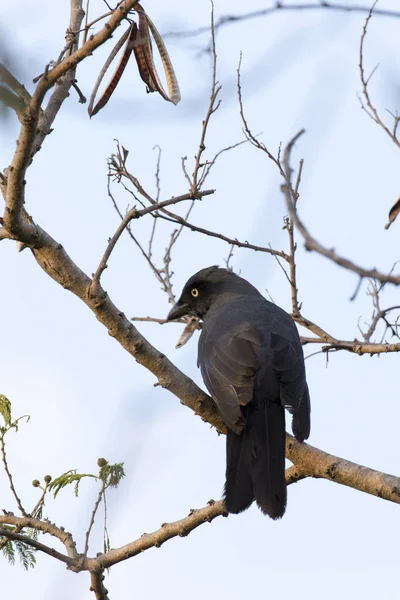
[167,266,310,519]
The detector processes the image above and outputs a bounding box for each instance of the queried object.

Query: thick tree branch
[90,571,110,600]
[0,527,74,567]
[286,435,400,504]
[31,2,83,156]
[2,435,398,582]
[0,515,79,560]
[1,5,399,584]
[86,500,228,570]
[3,0,139,239]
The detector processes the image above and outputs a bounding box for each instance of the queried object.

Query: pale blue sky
[1,1,400,598]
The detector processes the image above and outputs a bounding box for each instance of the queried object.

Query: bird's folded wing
[198,327,262,433]
[270,331,307,413]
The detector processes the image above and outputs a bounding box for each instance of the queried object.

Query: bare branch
[286,435,400,504]
[280,131,400,285]
[92,190,214,286]
[191,4,222,192]
[285,158,304,317]
[0,227,14,241]
[31,4,84,156]
[0,63,32,108]
[237,54,284,175]
[130,316,180,324]
[0,515,79,560]
[82,439,400,571]
[156,211,289,260]
[164,2,400,39]
[85,500,228,570]
[0,527,74,567]
[3,0,139,240]
[90,571,110,600]
[358,2,400,150]
[0,430,28,517]
[84,481,106,558]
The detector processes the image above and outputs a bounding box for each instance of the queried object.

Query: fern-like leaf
[0,395,12,427]
[99,462,125,488]
[48,470,96,499]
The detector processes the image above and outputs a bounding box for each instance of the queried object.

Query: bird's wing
[270,329,308,414]
[198,326,262,434]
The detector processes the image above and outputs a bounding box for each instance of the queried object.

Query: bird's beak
[167,300,190,321]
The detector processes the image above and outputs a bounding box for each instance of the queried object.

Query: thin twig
[191,3,222,192]
[0,431,28,517]
[84,480,107,557]
[280,130,400,285]
[163,2,400,39]
[92,190,214,286]
[358,2,400,148]
[237,54,284,174]
[156,212,289,260]
[130,316,181,324]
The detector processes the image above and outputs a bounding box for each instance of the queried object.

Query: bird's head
[167,265,259,321]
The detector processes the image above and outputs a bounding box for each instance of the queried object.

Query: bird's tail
[292,384,311,443]
[224,402,286,519]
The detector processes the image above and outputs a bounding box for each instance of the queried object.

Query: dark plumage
[167,266,310,519]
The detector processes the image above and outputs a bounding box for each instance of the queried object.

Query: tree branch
[286,435,400,504]
[3,0,139,239]
[84,482,106,558]
[0,63,32,108]
[358,2,400,150]
[164,2,400,39]
[156,212,289,260]
[0,431,28,517]
[0,515,79,560]
[0,527,74,568]
[90,571,110,600]
[280,131,400,285]
[91,190,214,287]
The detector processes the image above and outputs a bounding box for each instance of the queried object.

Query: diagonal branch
[0,527,74,567]
[358,2,400,150]
[91,190,214,286]
[0,515,79,560]
[286,435,400,504]
[83,439,400,571]
[3,0,139,240]
[0,64,32,105]
[156,212,289,260]
[280,131,400,285]
[31,1,84,156]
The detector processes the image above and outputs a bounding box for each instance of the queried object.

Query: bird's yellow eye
[191,288,199,298]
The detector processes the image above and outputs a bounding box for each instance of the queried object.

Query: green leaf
[0,395,12,427]
[1,538,16,566]
[1,527,36,569]
[99,462,125,488]
[48,470,96,499]
[15,540,36,570]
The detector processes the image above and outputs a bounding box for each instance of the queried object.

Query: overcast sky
[1,1,400,598]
